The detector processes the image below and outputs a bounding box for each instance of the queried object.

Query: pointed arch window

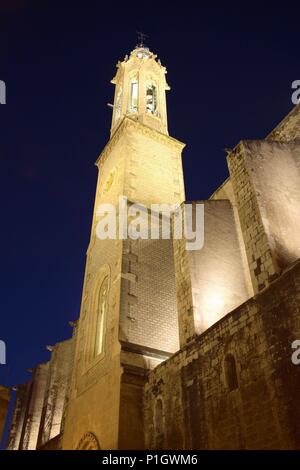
[224,354,238,391]
[129,79,138,113]
[95,276,109,356]
[146,84,157,115]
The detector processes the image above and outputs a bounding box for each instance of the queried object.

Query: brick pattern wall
[120,237,179,353]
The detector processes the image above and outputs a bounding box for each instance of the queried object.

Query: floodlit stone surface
[7,337,74,450]
[144,259,300,449]
[5,51,300,450]
[174,200,250,346]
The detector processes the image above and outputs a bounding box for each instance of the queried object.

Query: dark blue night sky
[0,0,299,393]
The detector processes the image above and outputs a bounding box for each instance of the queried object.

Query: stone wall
[208,103,300,296]
[20,363,49,450]
[210,179,254,298]
[7,337,74,450]
[7,382,31,450]
[62,118,185,450]
[121,119,185,207]
[174,200,250,346]
[119,371,146,450]
[0,385,10,442]
[37,338,75,448]
[227,140,300,293]
[5,89,300,454]
[118,213,180,449]
[144,259,300,450]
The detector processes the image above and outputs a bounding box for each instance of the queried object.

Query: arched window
[129,79,138,112]
[224,354,238,391]
[95,276,109,356]
[146,84,157,115]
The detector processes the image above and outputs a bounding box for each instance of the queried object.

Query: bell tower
[110,43,170,136]
[62,44,185,450]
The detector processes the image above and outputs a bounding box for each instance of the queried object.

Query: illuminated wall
[6,383,31,450]
[144,258,300,450]
[63,113,185,450]
[37,338,75,448]
[7,338,74,450]
[174,200,250,345]
[241,140,300,269]
[20,363,49,450]
[227,140,300,292]
[191,200,250,332]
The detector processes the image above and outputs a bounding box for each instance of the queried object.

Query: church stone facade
[6,45,300,450]
[0,386,10,442]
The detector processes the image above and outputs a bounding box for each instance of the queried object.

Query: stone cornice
[95,116,185,168]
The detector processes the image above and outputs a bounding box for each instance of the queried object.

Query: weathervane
[136,31,148,48]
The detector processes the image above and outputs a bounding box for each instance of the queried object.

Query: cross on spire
[136,31,148,47]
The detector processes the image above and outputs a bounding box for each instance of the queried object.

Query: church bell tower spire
[110,42,170,136]
[62,43,185,451]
